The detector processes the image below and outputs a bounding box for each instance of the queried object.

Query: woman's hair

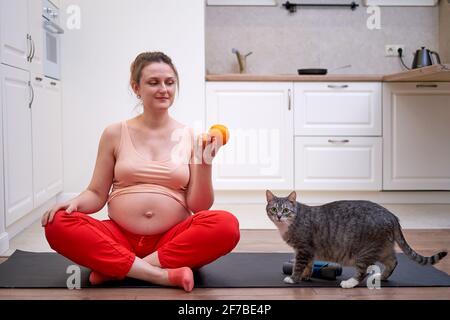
[130,51,179,91]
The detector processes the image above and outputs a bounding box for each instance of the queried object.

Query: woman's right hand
[41,201,79,227]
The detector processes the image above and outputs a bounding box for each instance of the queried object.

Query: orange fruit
[201,124,230,148]
[209,124,229,145]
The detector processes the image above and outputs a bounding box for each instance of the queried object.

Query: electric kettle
[412,47,441,69]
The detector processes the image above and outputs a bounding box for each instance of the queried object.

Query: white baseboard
[213,190,450,229]
[0,232,9,255]
[213,190,450,205]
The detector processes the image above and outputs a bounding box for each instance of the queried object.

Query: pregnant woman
[41,52,240,292]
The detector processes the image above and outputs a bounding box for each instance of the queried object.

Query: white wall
[60,0,205,193]
[0,75,7,253]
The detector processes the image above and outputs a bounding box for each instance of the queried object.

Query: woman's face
[135,62,177,111]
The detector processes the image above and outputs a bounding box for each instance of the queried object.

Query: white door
[31,75,63,207]
[383,83,450,190]
[294,82,382,136]
[0,0,29,70]
[1,64,33,226]
[206,82,294,190]
[295,137,382,190]
[27,0,44,75]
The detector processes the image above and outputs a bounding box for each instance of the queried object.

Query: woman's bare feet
[91,258,195,292]
[89,271,114,285]
[167,267,194,292]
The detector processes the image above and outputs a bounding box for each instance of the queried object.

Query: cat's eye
[270,207,277,213]
[282,208,289,213]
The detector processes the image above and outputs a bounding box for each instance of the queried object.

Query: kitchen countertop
[205,74,384,82]
[206,64,450,82]
[382,64,450,82]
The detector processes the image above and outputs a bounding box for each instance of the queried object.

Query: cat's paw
[283,276,296,284]
[340,278,359,289]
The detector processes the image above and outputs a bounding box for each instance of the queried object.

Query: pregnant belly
[108,193,191,235]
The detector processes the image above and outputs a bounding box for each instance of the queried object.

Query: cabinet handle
[28,81,34,109]
[30,36,35,62]
[288,88,291,110]
[35,77,43,82]
[416,84,438,88]
[328,139,349,144]
[26,34,31,62]
[50,81,57,86]
[327,84,349,89]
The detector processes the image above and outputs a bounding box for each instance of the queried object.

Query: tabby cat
[266,190,447,288]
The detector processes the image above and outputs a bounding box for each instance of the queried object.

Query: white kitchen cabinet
[27,0,44,75]
[0,0,43,74]
[383,82,450,190]
[1,64,34,226]
[0,0,29,70]
[294,82,383,191]
[206,82,294,190]
[294,82,382,136]
[295,137,382,190]
[1,65,63,226]
[31,76,63,208]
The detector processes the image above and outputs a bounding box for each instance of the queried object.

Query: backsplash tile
[206,2,439,75]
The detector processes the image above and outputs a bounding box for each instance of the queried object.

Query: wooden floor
[0,229,449,300]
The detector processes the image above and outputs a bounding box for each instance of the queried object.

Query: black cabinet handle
[416,84,438,88]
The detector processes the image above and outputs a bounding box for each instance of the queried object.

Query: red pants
[45,210,240,279]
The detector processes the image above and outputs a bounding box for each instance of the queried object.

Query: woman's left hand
[196,133,223,164]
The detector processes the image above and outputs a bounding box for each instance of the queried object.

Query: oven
[42,0,64,80]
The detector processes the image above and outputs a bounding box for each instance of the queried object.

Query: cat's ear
[287,191,297,203]
[266,190,275,202]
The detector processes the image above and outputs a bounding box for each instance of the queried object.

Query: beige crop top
[107,121,193,211]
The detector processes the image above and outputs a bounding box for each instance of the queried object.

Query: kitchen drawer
[294,82,382,136]
[295,137,382,190]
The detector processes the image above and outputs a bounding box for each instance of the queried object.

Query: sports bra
[107,121,193,211]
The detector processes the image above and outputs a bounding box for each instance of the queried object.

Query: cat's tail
[394,223,447,265]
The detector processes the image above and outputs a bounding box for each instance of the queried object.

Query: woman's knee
[44,210,83,248]
[201,210,241,248]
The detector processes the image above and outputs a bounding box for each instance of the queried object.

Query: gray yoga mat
[0,250,449,288]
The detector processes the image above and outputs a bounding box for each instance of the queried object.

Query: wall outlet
[385,45,405,57]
